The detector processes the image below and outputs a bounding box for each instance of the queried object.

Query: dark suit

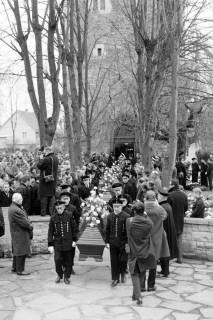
[168,189,188,262]
[37,153,58,216]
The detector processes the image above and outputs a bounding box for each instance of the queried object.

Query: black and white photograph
[0,0,213,319]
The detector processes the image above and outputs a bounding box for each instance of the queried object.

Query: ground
[0,251,213,320]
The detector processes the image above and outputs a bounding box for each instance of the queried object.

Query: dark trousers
[109,245,126,281]
[159,257,170,276]
[131,262,145,300]
[12,255,26,273]
[40,196,55,216]
[208,175,212,191]
[71,247,75,267]
[141,268,157,289]
[54,249,72,279]
[177,233,183,263]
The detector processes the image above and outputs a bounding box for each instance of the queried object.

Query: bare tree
[2,0,64,146]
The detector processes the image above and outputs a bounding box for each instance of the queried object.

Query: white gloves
[106,243,110,249]
[72,242,76,248]
[48,246,54,254]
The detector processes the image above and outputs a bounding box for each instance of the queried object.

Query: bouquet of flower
[80,189,109,229]
[99,164,122,191]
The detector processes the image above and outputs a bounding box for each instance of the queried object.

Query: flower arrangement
[99,164,122,191]
[80,189,109,228]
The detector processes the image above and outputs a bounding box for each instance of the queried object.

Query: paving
[0,250,213,320]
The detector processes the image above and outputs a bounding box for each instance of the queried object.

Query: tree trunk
[162,1,181,187]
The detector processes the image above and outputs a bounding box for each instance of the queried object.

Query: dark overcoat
[126,215,156,275]
[192,162,200,183]
[167,189,188,235]
[145,200,170,260]
[159,200,178,259]
[0,207,5,237]
[8,203,33,256]
[37,153,59,197]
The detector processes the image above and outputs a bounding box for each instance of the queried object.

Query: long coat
[192,162,200,183]
[0,207,5,237]
[167,189,188,235]
[126,215,156,275]
[159,200,178,259]
[200,162,208,187]
[8,203,33,256]
[145,200,170,260]
[37,153,59,197]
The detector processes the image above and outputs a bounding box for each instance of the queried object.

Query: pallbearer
[48,200,78,284]
[105,200,130,287]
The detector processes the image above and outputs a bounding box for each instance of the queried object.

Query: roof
[0,110,38,132]
[17,111,38,131]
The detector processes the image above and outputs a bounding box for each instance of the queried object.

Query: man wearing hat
[158,187,178,277]
[78,175,93,200]
[168,180,188,264]
[59,191,81,274]
[48,200,78,284]
[105,200,130,287]
[37,146,59,216]
[108,182,123,211]
[60,184,81,213]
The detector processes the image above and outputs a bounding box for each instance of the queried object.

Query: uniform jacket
[159,200,178,259]
[105,210,130,247]
[8,203,33,256]
[37,153,59,197]
[126,215,156,275]
[167,188,188,235]
[48,210,78,251]
[65,203,81,227]
[145,200,170,260]
[191,197,205,218]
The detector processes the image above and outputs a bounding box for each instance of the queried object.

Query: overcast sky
[0,0,213,125]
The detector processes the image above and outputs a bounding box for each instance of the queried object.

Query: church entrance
[113,124,136,159]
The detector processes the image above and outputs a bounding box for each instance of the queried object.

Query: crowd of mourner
[0,146,213,306]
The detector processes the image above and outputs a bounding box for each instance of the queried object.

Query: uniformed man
[48,200,78,284]
[59,191,81,275]
[105,200,130,287]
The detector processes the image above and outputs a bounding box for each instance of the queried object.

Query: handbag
[43,157,55,182]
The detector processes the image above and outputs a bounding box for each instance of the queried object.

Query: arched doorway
[113,124,135,159]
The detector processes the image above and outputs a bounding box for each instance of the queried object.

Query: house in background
[0,110,39,150]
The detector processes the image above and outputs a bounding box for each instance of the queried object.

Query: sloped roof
[0,110,38,132]
[18,111,38,131]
